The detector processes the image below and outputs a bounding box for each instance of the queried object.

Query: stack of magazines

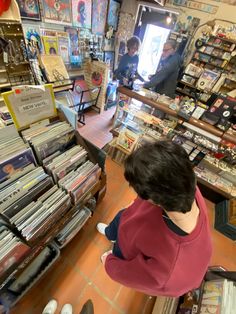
[0,126,37,190]
[58,160,101,204]
[0,228,31,279]
[9,185,71,242]
[21,121,75,163]
[56,206,92,247]
[44,145,88,183]
[0,167,53,219]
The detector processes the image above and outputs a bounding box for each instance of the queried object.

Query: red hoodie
[105,187,212,296]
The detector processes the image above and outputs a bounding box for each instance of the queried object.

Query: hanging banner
[167,0,219,14]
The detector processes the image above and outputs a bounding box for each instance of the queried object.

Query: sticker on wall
[91,71,103,86]
[42,0,72,25]
[72,0,92,28]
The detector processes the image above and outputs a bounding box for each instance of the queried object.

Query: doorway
[138,24,170,80]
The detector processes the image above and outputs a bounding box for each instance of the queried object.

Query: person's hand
[123,78,128,85]
[101,250,112,265]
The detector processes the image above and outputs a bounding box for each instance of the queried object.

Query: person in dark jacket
[144,40,182,99]
[115,36,144,87]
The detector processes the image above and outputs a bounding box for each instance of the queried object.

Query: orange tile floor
[10,108,236,314]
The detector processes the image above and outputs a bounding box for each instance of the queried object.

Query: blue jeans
[105,210,124,259]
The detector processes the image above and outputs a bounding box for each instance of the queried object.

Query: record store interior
[0,0,236,313]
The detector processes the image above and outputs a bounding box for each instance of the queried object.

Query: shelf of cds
[0,85,106,308]
[108,86,235,200]
[152,270,236,314]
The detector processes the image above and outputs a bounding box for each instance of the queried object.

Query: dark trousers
[105,209,124,259]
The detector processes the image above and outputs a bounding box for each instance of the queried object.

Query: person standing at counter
[144,40,182,99]
[114,36,144,88]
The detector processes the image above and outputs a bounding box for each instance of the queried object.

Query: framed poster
[42,36,59,55]
[107,0,120,31]
[92,0,108,35]
[42,0,72,25]
[104,51,115,71]
[23,24,43,55]
[65,27,80,65]
[57,32,70,64]
[72,0,92,28]
[16,0,41,20]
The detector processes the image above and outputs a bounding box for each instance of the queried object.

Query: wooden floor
[10,108,236,314]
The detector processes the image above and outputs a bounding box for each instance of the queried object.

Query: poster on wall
[92,0,108,35]
[65,27,81,65]
[42,0,72,25]
[57,32,70,64]
[107,0,120,31]
[23,24,43,55]
[72,0,92,28]
[42,36,59,55]
[16,0,41,20]
[104,51,115,71]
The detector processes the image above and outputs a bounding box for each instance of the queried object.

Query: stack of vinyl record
[21,121,75,163]
[56,206,92,247]
[0,126,37,190]
[0,167,53,220]
[0,228,31,279]
[9,185,71,242]
[58,160,101,205]
[43,145,88,183]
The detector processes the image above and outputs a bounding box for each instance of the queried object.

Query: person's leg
[80,300,94,314]
[97,209,124,241]
[42,300,57,314]
[60,304,73,314]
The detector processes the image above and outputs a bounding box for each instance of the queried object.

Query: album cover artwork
[0,148,36,184]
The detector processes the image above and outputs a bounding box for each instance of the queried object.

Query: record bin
[0,242,60,308]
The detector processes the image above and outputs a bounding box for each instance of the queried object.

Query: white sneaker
[42,299,58,314]
[96,223,108,235]
[60,303,73,314]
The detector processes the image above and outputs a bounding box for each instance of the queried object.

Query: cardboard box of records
[0,84,106,247]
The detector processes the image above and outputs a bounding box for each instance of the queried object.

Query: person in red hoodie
[97,139,212,297]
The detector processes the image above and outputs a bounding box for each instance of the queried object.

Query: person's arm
[144,55,180,89]
[135,72,145,82]
[114,55,127,81]
[105,252,167,291]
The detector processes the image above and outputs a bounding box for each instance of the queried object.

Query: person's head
[161,40,177,60]
[124,139,196,213]
[127,36,141,57]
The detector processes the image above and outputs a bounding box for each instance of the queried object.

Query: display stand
[0,86,107,308]
[109,86,235,201]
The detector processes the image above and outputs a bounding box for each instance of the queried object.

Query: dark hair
[124,140,196,213]
[165,39,177,50]
[127,36,141,50]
